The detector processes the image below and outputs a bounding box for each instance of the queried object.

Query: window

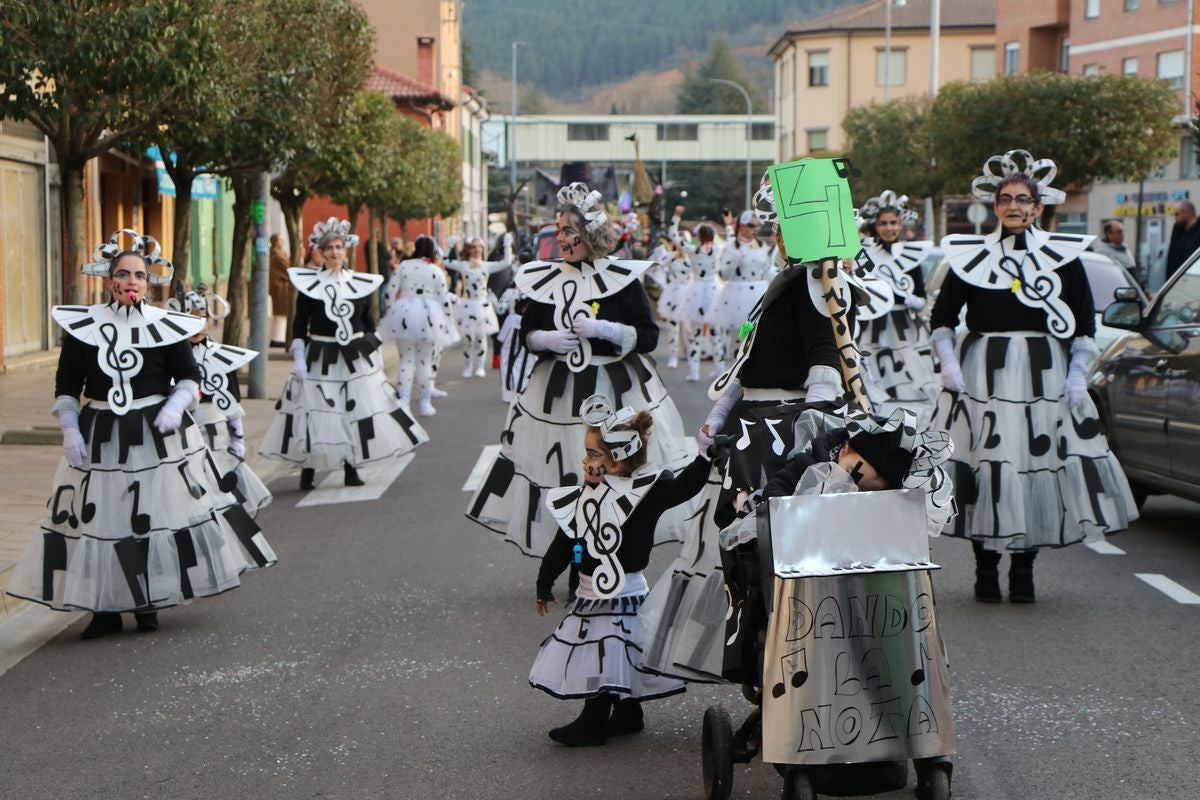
[1123,57,1139,75]
[1060,38,1071,72]
[875,48,907,86]
[970,46,995,81]
[808,51,829,87]
[567,124,608,141]
[656,123,698,141]
[1057,212,1088,236]
[1085,0,1100,18]
[1125,0,1139,9]
[1004,42,1020,75]
[750,122,775,141]
[1083,63,1099,76]
[1158,50,1185,89]
[807,128,829,152]
[1151,260,1200,328]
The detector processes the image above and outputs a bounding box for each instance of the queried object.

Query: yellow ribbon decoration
[1010,278,1022,293]
[591,301,600,315]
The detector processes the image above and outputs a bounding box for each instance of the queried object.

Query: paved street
[1,338,1199,800]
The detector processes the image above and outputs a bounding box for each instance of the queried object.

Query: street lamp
[710,78,753,211]
[509,40,525,196]
[883,0,908,103]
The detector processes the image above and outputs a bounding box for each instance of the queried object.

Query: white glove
[154,380,199,434]
[54,397,87,469]
[290,338,308,381]
[572,317,630,346]
[227,415,246,459]
[803,365,842,405]
[903,293,926,311]
[527,329,580,355]
[932,329,966,393]
[700,380,743,447]
[1065,348,1091,407]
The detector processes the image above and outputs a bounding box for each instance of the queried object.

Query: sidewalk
[0,343,399,624]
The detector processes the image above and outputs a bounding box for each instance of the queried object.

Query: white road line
[295,454,414,508]
[462,444,501,492]
[0,604,82,678]
[1135,573,1200,605]
[1086,540,1126,555]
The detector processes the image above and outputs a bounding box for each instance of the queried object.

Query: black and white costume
[260,221,428,470]
[669,215,726,382]
[931,151,1137,552]
[715,214,777,364]
[8,234,275,615]
[380,255,458,412]
[496,287,536,404]
[654,242,690,369]
[446,240,511,378]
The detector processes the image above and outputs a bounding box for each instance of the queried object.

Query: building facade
[770,0,996,160]
[996,0,1200,287]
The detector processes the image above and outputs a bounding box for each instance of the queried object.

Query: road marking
[295,455,414,507]
[1086,540,1126,555]
[1136,573,1200,605]
[462,444,501,492]
[0,604,82,678]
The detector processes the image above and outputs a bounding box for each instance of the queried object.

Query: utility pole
[926,0,940,239]
[509,41,525,200]
[710,78,753,210]
[248,171,270,398]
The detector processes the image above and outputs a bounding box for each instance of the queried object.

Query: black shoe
[607,699,644,736]
[135,611,158,633]
[1009,554,1036,603]
[80,612,122,639]
[549,696,613,747]
[300,468,315,491]
[974,569,1002,603]
[343,464,365,487]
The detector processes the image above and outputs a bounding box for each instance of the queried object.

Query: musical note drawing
[832,157,861,179]
[79,472,96,524]
[545,441,579,485]
[50,485,78,528]
[581,493,625,597]
[735,418,756,450]
[911,639,932,686]
[500,404,523,446]
[1070,405,1102,440]
[316,385,336,408]
[127,481,151,535]
[559,280,592,372]
[98,322,143,413]
[771,646,809,699]
[764,418,786,456]
[340,383,357,412]
[177,462,207,500]
[322,283,355,344]
[1024,405,1051,456]
[981,411,1001,449]
[684,497,711,569]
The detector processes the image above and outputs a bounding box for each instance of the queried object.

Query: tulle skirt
[862,306,940,426]
[657,282,688,323]
[715,280,768,330]
[380,296,460,348]
[193,404,272,518]
[7,400,276,613]
[680,279,722,327]
[454,297,500,338]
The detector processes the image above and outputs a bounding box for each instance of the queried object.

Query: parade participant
[714,208,777,367]
[640,174,859,683]
[7,230,276,638]
[531,396,714,747]
[467,182,695,558]
[380,235,458,416]
[495,285,536,404]
[654,236,690,369]
[259,218,428,490]
[670,206,725,382]
[932,150,1138,602]
[858,191,939,424]
[268,233,292,347]
[446,235,512,379]
[172,287,272,517]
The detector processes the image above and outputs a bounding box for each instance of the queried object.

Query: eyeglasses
[996,194,1037,208]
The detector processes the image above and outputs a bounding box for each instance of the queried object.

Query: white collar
[288,266,383,300]
[52,302,204,347]
[193,339,257,413]
[515,257,651,304]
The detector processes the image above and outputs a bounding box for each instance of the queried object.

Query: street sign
[967,201,988,234]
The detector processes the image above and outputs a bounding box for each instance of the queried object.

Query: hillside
[462,0,858,108]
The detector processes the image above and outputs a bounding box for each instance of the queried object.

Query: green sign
[251,199,266,225]
[767,157,860,263]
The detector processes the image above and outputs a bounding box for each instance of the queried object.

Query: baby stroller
[701,489,954,800]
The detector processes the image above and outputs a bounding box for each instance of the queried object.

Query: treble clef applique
[559,278,593,373]
[580,492,625,597]
[98,321,142,415]
[996,253,1075,337]
[876,248,914,295]
[202,361,233,412]
[322,281,355,344]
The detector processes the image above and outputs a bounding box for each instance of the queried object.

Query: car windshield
[1151,259,1200,328]
[1082,257,1134,308]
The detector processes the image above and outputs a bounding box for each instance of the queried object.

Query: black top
[1166,220,1200,280]
[519,279,659,358]
[536,454,711,600]
[739,270,842,390]
[762,430,848,499]
[929,258,1096,339]
[906,265,927,299]
[292,292,375,341]
[55,335,201,402]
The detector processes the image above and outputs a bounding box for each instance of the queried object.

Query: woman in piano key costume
[172,287,272,517]
[6,230,276,639]
[531,396,713,747]
[466,182,695,558]
[857,191,940,425]
[445,233,513,379]
[931,150,1138,603]
[259,218,428,491]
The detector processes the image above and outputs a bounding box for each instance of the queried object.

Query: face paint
[847,460,866,486]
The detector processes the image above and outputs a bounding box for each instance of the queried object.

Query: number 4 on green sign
[766,158,861,263]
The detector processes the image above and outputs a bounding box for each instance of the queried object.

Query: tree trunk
[279,194,304,343]
[63,164,87,307]
[223,172,255,346]
[366,210,381,320]
[346,200,362,272]
[167,167,195,298]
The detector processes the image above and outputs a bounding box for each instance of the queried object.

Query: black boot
[135,611,158,633]
[549,695,613,747]
[1009,551,1037,603]
[80,612,122,640]
[608,698,644,736]
[972,540,1002,603]
[300,468,315,491]
[343,463,365,487]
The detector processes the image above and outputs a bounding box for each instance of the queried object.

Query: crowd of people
[5,147,1142,796]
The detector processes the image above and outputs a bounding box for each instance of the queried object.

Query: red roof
[367,66,454,109]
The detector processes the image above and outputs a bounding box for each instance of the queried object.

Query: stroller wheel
[781,767,816,800]
[914,761,952,800]
[701,706,734,800]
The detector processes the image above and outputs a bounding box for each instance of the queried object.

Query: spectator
[1092,219,1144,288]
[1165,200,1200,282]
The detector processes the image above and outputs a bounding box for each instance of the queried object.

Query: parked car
[518,224,559,263]
[1090,248,1200,507]
[925,250,1149,353]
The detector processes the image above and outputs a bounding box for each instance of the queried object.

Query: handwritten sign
[767,158,861,263]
